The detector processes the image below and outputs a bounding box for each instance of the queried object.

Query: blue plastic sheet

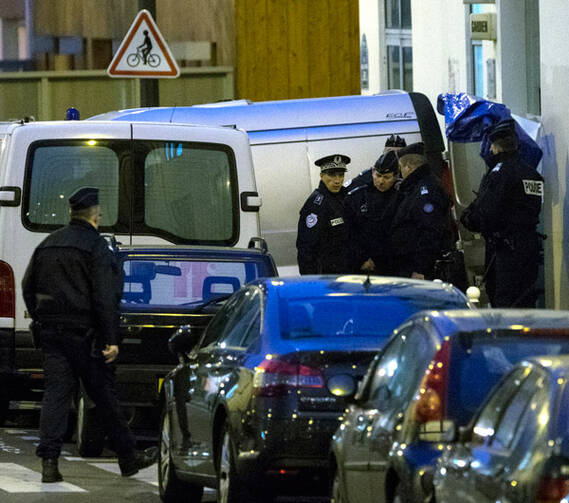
[437,92,542,169]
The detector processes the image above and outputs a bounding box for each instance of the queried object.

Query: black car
[157,275,471,502]
[76,242,277,457]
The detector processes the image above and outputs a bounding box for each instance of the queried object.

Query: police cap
[396,141,425,159]
[69,187,99,211]
[315,154,350,173]
[373,150,398,174]
[487,119,517,143]
[384,134,407,148]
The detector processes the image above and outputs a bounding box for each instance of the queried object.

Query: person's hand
[103,344,119,363]
[360,258,376,273]
[411,272,425,280]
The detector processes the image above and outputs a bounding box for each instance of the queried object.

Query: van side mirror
[168,326,200,361]
[0,186,21,207]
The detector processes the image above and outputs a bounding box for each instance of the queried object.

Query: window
[219,288,261,348]
[385,0,412,91]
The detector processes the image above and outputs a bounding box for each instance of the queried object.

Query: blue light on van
[165,142,183,160]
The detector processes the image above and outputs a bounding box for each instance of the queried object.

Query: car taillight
[253,358,325,397]
[0,260,15,318]
[414,340,450,423]
[536,476,569,503]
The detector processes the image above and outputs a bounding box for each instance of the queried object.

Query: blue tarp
[437,92,542,169]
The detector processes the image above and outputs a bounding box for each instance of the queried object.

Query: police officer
[460,119,544,307]
[22,187,156,483]
[345,150,399,274]
[389,142,452,279]
[297,154,350,274]
[345,134,407,191]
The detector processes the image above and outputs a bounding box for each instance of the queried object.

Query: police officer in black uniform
[297,154,350,274]
[345,134,406,192]
[460,119,544,307]
[389,142,453,279]
[22,187,156,483]
[345,150,399,274]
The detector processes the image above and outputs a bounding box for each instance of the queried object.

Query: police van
[0,119,261,421]
[93,92,450,275]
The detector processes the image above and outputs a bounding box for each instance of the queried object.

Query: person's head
[383,134,407,154]
[68,187,101,229]
[316,154,350,193]
[372,150,398,192]
[488,119,519,154]
[397,142,426,179]
[143,30,148,35]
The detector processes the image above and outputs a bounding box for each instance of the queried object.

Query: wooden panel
[288,0,310,98]
[266,0,289,100]
[252,0,269,101]
[235,0,249,98]
[308,0,331,98]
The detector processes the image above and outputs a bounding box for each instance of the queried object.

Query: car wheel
[76,393,106,457]
[158,409,203,502]
[217,423,263,503]
[330,466,347,503]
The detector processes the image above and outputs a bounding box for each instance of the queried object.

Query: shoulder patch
[313,192,324,206]
[491,162,503,173]
[306,213,318,228]
[422,203,434,214]
[522,179,544,196]
[420,186,429,196]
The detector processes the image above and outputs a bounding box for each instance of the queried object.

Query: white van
[93,92,448,274]
[0,119,260,419]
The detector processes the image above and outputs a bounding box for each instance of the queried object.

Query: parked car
[434,355,569,503]
[330,309,569,503]
[76,241,277,457]
[157,275,471,502]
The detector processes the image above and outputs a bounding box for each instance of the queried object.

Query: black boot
[42,458,63,483]
[118,447,158,477]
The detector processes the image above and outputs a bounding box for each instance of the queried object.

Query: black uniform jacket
[461,151,544,237]
[389,163,452,278]
[344,181,398,273]
[22,219,123,346]
[296,181,348,274]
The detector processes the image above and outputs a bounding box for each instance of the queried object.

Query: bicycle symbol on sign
[127,47,161,68]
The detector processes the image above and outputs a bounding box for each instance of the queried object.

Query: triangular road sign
[107,9,180,78]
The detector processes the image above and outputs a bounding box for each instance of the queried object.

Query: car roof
[416,308,569,335]
[116,244,272,260]
[258,275,467,301]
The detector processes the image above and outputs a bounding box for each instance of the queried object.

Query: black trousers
[36,327,136,460]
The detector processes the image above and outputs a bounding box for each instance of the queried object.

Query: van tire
[76,393,106,457]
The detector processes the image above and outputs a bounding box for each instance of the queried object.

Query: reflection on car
[330,309,569,503]
[435,354,569,503]
[157,275,471,502]
[76,244,277,458]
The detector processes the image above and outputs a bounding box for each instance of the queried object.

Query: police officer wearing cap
[345,150,399,274]
[389,142,453,279]
[297,154,350,274]
[22,187,156,483]
[345,134,407,192]
[460,119,544,307]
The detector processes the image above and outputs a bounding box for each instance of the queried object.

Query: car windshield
[121,258,264,307]
[280,295,466,340]
[449,332,569,425]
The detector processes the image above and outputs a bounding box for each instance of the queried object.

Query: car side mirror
[168,325,200,361]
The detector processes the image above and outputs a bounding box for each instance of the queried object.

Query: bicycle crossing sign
[107,9,180,78]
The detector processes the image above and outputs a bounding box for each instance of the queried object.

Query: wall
[539,0,569,308]
[235,0,360,101]
[359,0,381,95]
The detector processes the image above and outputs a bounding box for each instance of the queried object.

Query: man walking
[22,187,156,483]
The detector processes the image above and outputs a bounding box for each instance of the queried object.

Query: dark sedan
[435,355,569,503]
[157,275,471,502]
[76,243,277,457]
[330,309,569,503]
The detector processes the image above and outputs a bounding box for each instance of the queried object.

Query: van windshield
[24,139,237,245]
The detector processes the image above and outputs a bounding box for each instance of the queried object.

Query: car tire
[330,466,347,503]
[158,408,203,503]
[76,393,106,457]
[217,423,263,503]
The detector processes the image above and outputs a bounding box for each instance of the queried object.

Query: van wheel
[76,393,105,457]
[158,408,203,502]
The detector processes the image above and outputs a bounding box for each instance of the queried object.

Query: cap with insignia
[487,119,517,143]
[69,187,99,211]
[315,154,351,173]
[384,134,407,148]
[373,150,398,174]
[396,141,425,159]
